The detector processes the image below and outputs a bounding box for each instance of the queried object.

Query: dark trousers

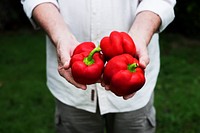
[55,95,156,133]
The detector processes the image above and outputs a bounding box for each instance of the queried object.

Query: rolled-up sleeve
[136,0,176,32]
[21,0,59,29]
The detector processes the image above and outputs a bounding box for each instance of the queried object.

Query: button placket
[90,0,100,43]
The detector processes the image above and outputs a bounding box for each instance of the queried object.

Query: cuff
[21,0,59,29]
[136,0,176,32]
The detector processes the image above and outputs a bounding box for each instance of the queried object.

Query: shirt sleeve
[21,0,59,29]
[136,0,176,32]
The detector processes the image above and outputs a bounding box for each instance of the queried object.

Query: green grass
[0,30,55,133]
[155,33,200,133]
[0,30,200,133]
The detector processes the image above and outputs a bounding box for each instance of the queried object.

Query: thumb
[63,60,70,69]
[137,48,149,69]
[57,51,71,70]
[139,55,149,69]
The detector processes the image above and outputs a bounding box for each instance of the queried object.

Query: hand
[127,11,161,69]
[31,3,87,90]
[56,35,87,90]
[128,33,150,69]
[100,32,149,100]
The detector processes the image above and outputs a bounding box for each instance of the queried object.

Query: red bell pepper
[103,54,145,96]
[72,42,95,55]
[100,31,136,60]
[70,42,104,84]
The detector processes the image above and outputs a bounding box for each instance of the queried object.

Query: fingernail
[105,85,110,90]
[82,86,87,90]
[140,61,146,69]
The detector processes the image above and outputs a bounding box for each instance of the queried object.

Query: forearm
[129,11,161,46]
[32,3,74,47]
[128,11,161,68]
[32,3,85,88]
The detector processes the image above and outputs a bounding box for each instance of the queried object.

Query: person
[21,0,176,133]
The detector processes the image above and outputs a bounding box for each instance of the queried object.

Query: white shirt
[21,0,175,115]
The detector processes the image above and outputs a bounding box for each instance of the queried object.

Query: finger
[137,46,149,69]
[62,61,71,69]
[139,55,150,69]
[105,85,110,90]
[101,81,106,87]
[97,80,101,84]
[58,67,87,90]
[123,93,136,100]
[99,74,106,87]
[100,79,105,87]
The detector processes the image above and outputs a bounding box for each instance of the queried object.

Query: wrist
[50,28,74,47]
[128,31,148,47]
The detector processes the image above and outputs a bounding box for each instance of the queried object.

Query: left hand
[128,33,150,69]
[101,32,149,100]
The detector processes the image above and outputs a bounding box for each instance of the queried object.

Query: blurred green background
[0,1,200,133]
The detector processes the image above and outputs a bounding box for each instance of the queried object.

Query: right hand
[56,35,87,90]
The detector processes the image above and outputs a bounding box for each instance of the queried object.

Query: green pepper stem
[128,63,138,72]
[83,45,101,66]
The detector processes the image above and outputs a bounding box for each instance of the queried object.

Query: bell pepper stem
[128,63,138,72]
[84,45,101,65]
